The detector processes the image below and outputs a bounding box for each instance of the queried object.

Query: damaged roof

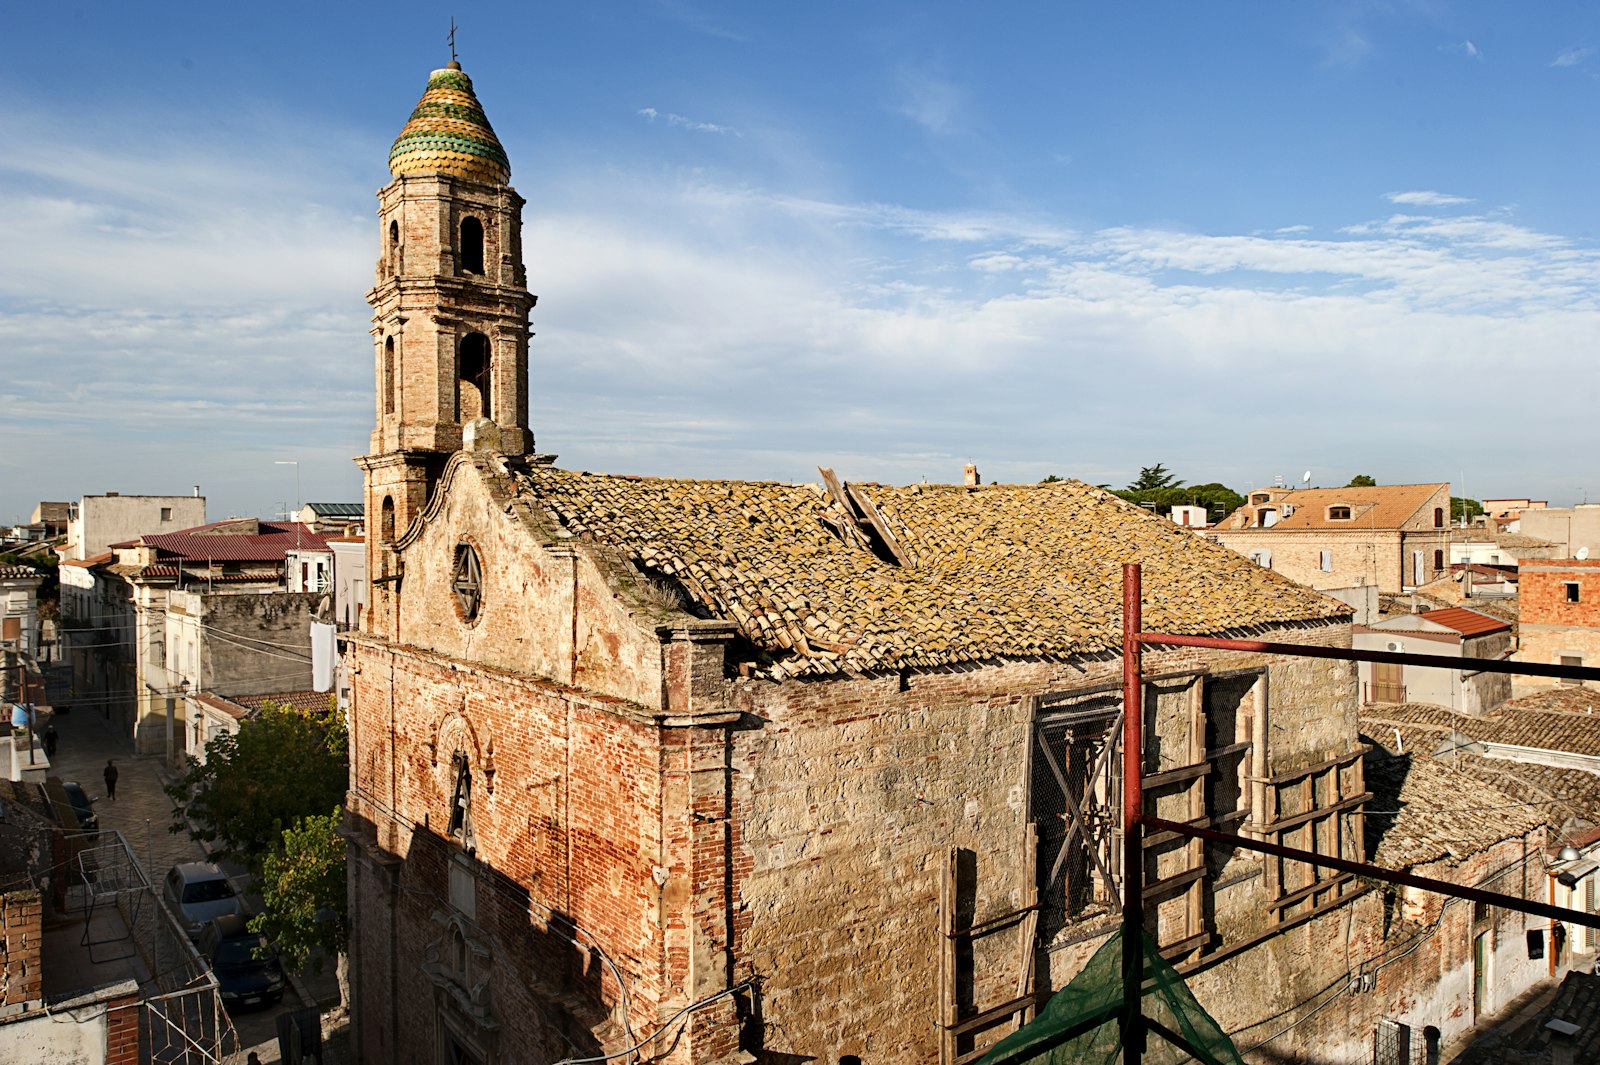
[511,463,1351,678]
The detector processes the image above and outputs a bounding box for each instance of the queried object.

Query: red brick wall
[0,888,41,1008]
[104,991,141,1065]
[1520,560,1600,628]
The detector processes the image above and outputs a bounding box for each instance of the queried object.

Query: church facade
[344,62,1528,1065]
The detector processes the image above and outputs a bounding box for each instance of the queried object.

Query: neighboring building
[328,61,1509,1065]
[1520,505,1600,561]
[27,502,70,539]
[185,688,329,764]
[296,502,365,533]
[1211,483,1453,594]
[1450,530,1563,568]
[1169,503,1209,529]
[64,491,206,561]
[1354,606,1514,713]
[0,564,45,658]
[1482,498,1548,535]
[56,518,328,757]
[1359,694,1600,1062]
[1516,558,1600,697]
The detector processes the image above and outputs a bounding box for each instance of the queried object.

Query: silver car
[163,862,242,939]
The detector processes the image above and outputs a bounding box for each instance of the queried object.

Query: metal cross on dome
[447,17,459,63]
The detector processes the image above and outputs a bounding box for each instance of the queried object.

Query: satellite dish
[1580,547,1591,560]
[1302,471,1312,486]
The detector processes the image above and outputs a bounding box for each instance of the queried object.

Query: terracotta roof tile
[1216,483,1446,532]
[509,463,1351,678]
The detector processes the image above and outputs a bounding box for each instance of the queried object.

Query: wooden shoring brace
[1035,724,1123,911]
[1015,823,1040,1027]
[940,845,958,1065]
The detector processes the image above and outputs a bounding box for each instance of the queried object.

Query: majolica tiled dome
[389,63,510,183]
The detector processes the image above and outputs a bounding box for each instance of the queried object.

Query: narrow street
[41,700,346,1063]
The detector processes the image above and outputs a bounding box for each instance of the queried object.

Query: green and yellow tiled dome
[389,64,511,184]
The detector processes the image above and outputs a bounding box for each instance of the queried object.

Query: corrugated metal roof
[1416,606,1512,637]
[137,521,332,562]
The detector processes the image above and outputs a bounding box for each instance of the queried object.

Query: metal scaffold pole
[1120,562,1145,1065]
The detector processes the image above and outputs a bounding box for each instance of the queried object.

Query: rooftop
[113,519,331,563]
[1214,483,1447,532]
[505,460,1350,679]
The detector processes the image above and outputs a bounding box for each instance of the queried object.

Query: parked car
[163,862,243,939]
[60,781,98,837]
[199,914,286,1011]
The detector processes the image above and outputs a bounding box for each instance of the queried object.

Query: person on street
[42,724,58,757]
[104,759,118,801]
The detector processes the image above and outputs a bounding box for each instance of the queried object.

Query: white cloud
[1552,46,1593,68]
[637,107,739,135]
[6,103,1600,520]
[890,67,969,136]
[1385,190,1474,207]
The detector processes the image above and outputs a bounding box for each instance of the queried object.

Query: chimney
[193,485,201,497]
[963,463,981,488]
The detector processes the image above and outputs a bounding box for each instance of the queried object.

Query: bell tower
[358,60,536,587]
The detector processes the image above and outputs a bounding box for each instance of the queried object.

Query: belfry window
[452,543,483,622]
[383,337,396,415]
[380,496,395,543]
[460,217,484,275]
[458,334,491,422]
[448,750,475,852]
[388,219,401,274]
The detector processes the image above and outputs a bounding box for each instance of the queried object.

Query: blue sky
[3,2,1599,523]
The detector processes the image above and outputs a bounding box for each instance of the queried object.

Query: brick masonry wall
[1516,560,1600,693]
[348,636,672,1065]
[0,888,41,1009]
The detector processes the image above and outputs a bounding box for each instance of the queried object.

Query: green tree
[1347,474,1377,487]
[252,810,347,977]
[166,702,347,873]
[1128,464,1183,493]
[1452,496,1484,522]
[1039,474,1064,484]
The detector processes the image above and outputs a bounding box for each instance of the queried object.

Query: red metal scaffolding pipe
[1135,632,1600,684]
[1120,562,1145,1065]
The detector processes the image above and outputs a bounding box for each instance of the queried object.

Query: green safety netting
[976,929,1244,1065]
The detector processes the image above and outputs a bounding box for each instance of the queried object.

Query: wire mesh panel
[1032,692,1122,942]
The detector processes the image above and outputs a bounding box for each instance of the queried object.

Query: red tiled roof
[1419,606,1512,636]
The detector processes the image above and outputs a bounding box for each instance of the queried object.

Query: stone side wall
[722,621,1359,1063]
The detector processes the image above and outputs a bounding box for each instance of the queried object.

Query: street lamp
[275,461,301,518]
[275,460,302,550]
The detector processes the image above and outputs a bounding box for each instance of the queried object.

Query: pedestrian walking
[103,759,118,801]
[42,724,58,757]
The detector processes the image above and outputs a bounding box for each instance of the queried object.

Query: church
[345,61,1441,1065]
